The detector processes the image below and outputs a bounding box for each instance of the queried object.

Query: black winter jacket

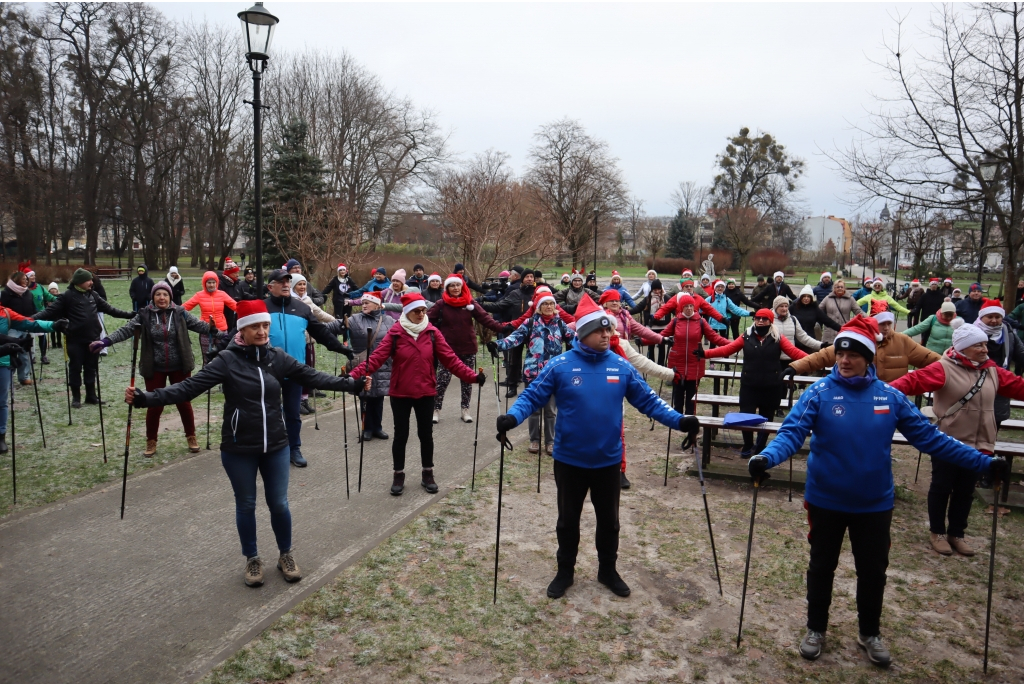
[108,304,215,378]
[134,339,350,455]
[790,300,841,339]
[236,279,260,301]
[36,285,133,339]
[164,276,186,305]
[1,286,35,317]
[482,284,534,322]
[753,281,796,306]
[916,288,946,319]
[218,273,241,301]
[129,267,155,308]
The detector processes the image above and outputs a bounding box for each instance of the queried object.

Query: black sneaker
[0,434,7,453]
[546,569,575,598]
[361,430,373,442]
[421,469,439,494]
[299,400,312,415]
[620,472,631,489]
[313,389,327,398]
[40,356,50,365]
[372,430,389,440]
[597,568,631,597]
[391,471,405,496]
[505,387,518,398]
[800,629,825,660]
[71,398,82,409]
[84,396,106,406]
[290,448,307,467]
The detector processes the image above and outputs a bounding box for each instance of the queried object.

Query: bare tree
[526,118,628,270]
[831,4,1024,300]
[669,181,709,217]
[851,216,890,278]
[638,216,667,259]
[625,197,644,252]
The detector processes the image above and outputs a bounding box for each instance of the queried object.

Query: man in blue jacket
[750,316,1007,667]
[496,296,699,599]
[264,270,353,467]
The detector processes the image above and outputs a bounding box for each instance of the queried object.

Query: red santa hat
[979,298,1005,319]
[598,289,621,305]
[911,278,921,286]
[236,299,271,329]
[575,292,613,338]
[534,287,556,308]
[337,263,348,272]
[18,261,32,274]
[943,277,953,284]
[821,271,832,281]
[834,316,881,362]
[401,291,427,314]
[754,308,775,323]
[712,279,725,291]
[610,270,621,280]
[427,272,442,284]
[443,273,464,289]
[929,278,940,284]
[681,268,693,278]
[362,290,382,301]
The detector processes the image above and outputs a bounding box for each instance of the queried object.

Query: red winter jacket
[349,322,478,399]
[427,301,504,357]
[654,292,724,323]
[664,313,730,381]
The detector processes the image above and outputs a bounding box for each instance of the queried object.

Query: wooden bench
[703,369,818,395]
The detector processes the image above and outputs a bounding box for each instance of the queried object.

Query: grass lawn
[205,376,1024,684]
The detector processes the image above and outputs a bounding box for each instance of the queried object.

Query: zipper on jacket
[231,408,240,442]
[257,366,268,452]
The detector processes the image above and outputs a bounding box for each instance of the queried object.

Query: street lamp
[592,208,600,276]
[239,1,279,296]
[976,155,1000,287]
[113,205,122,270]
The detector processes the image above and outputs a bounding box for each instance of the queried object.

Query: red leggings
[144,370,196,441]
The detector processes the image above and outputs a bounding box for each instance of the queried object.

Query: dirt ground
[208,405,1024,684]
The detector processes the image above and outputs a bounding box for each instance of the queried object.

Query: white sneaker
[461,408,473,423]
[432,411,440,424]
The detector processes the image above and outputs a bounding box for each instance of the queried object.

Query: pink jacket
[348,322,478,399]
[613,308,662,345]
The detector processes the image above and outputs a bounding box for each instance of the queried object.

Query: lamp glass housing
[238,3,278,60]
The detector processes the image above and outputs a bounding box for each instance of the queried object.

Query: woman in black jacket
[125,299,364,588]
[322,263,358,317]
[789,285,840,351]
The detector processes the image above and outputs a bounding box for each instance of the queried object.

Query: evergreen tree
[665,209,696,259]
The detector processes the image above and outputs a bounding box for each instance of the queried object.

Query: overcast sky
[156,1,923,219]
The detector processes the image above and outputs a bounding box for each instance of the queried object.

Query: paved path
[0,388,511,683]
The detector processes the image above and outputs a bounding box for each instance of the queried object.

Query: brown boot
[528,442,540,454]
[949,536,975,556]
[277,550,302,582]
[144,439,157,458]
[930,533,952,556]
[186,435,200,453]
[244,556,264,587]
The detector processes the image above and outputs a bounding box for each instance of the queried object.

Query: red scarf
[442,287,474,308]
[609,334,627,359]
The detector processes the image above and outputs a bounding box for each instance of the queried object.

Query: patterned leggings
[435,353,476,410]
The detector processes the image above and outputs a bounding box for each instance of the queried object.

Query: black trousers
[554,460,621,570]
[38,334,48,357]
[65,338,98,398]
[389,395,434,471]
[672,380,698,415]
[806,503,892,637]
[739,383,781,451]
[362,396,384,434]
[729,317,742,339]
[507,345,523,386]
[927,458,978,538]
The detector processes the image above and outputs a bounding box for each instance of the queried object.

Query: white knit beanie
[951,319,989,351]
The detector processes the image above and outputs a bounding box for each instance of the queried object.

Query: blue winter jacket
[760,365,993,513]
[603,283,636,309]
[264,295,345,367]
[853,285,871,312]
[706,292,752,332]
[346,277,391,300]
[0,310,53,368]
[509,339,682,469]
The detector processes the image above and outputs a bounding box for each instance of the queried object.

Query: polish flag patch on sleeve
[607,375,620,383]
[874,405,890,414]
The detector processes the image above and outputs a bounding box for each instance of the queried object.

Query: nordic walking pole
[491,351,501,414]
[664,381,676,486]
[650,377,664,431]
[95,356,108,464]
[341,388,350,499]
[333,351,339,399]
[737,472,766,648]
[29,345,45,448]
[471,367,483,491]
[914,451,923,484]
[494,431,513,603]
[62,336,71,426]
[205,317,215,450]
[120,326,142,519]
[983,470,1002,674]
[694,437,723,596]
[536,401,543,493]
[9,371,15,503]
[357,327,373,493]
[787,381,795,502]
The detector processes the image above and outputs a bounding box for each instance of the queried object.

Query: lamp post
[238,1,279,296]
[592,208,600,276]
[113,205,122,270]
[977,155,1000,287]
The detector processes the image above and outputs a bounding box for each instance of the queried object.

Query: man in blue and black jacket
[751,315,1008,667]
[264,269,353,467]
[496,297,699,600]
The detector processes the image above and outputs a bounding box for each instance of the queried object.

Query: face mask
[754,325,771,337]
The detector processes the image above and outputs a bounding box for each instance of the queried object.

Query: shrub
[0,262,79,284]
[647,251,734,278]
[748,250,788,278]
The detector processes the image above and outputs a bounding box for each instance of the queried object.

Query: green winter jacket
[1011,302,1024,341]
[904,315,955,355]
[856,291,910,315]
[28,283,56,314]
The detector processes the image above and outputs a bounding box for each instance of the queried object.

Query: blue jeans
[0,366,10,434]
[220,446,292,559]
[281,379,303,449]
[10,331,31,383]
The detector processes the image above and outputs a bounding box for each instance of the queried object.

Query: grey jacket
[108,304,214,378]
[348,311,394,398]
[818,293,861,344]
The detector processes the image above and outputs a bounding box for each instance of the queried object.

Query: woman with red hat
[348,292,487,496]
[663,294,730,416]
[124,299,364,588]
[696,307,807,456]
[598,289,663,346]
[428,274,505,424]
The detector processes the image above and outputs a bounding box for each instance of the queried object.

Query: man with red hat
[749,315,1008,666]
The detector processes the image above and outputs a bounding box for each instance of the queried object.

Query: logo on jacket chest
[831,404,846,417]
[571,376,583,386]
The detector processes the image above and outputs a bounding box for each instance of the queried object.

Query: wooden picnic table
[703,369,818,395]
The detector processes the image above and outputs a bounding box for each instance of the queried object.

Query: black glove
[778,366,796,384]
[820,341,832,349]
[52,318,70,333]
[486,340,499,357]
[476,370,487,386]
[748,455,770,483]
[662,335,674,348]
[339,375,366,394]
[990,456,1009,484]
[496,414,518,434]
[502,325,514,336]
[692,346,705,358]
[339,344,355,360]
[679,415,700,450]
[130,387,148,408]
[0,343,24,358]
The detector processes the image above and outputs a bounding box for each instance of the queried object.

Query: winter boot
[930,533,952,556]
[41,355,50,365]
[313,389,327,398]
[362,430,373,442]
[391,471,405,496]
[244,556,264,587]
[290,448,307,468]
[0,434,7,453]
[799,629,825,660]
[949,536,975,556]
[186,435,200,453]
[528,442,540,454]
[546,566,575,599]
[421,468,438,494]
[299,399,312,415]
[597,566,631,597]
[857,634,891,667]
[277,550,302,583]
[505,386,518,398]
[620,472,631,490]
[372,429,389,440]
[461,407,473,423]
[144,439,157,457]
[71,394,82,409]
[19,378,33,386]
[84,384,105,405]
